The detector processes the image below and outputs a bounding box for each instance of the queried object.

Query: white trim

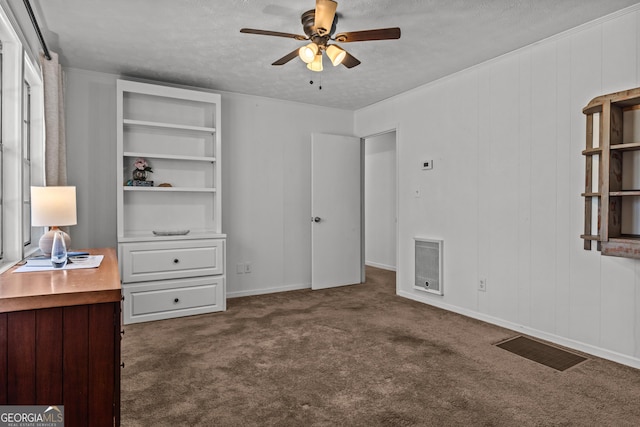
[23,47,44,253]
[398,290,640,370]
[1,4,25,263]
[360,125,401,289]
[109,70,354,114]
[365,261,396,272]
[227,283,310,299]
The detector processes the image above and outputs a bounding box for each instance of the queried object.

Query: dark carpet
[121,267,640,426]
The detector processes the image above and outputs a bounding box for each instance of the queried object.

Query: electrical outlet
[422,160,433,170]
[479,278,487,292]
[244,262,252,273]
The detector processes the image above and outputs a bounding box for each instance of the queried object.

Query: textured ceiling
[29,0,640,110]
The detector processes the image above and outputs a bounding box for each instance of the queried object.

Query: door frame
[360,127,399,290]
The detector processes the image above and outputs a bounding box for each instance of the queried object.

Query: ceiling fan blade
[240,28,307,41]
[341,50,361,69]
[334,27,401,43]
[272,49,300,66]
[315,0,338,36]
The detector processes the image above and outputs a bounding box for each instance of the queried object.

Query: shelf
[608,234,640,242]
[123,152,216,162]
[582,147,602,155]
[609,142,640,152]
[123,118,216,134]
[582,86,640,258]
[609,190,640,196]
[117,79,223,248]
[119,230,226,243]
[580,234,601,241]
[123,186,216,193]
[602,237,640,259]
[583,87,640,113]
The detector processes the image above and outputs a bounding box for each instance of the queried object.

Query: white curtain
[39,51,66,186]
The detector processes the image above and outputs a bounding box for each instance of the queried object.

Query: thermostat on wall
[422,160,433,170]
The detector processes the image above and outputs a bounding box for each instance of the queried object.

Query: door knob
[312,217,322,223]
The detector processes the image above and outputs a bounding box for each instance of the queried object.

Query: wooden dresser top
[0,247,121,313]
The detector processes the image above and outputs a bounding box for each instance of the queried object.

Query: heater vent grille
[414,238,443,295]
[496,336,588,371]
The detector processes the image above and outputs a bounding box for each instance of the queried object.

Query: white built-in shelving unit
[116,79,226,323]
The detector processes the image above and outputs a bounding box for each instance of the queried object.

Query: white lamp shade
[306,53,323,72]
[31,186,77,227]
[298,43,319,64]
[326,45,346,66]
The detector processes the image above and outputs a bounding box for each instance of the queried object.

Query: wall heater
[414,237,443,295]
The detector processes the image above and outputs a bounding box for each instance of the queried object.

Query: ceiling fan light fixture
[326,45,346,66]
[307,53,323,72]
[299,42,319,63]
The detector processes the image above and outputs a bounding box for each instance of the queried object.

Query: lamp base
[39,227,71,256]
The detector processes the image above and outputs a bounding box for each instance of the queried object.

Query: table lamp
[31,186,77,255]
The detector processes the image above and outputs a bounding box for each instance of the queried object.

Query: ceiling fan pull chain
[308,74,322,90]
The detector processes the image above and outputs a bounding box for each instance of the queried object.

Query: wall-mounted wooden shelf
[581,87,640,258]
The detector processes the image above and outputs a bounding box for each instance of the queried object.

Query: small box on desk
[133,180,154,187]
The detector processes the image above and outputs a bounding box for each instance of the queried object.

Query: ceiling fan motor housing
[301,9,336,47]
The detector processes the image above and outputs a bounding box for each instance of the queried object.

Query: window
[0,42,3,260]
[0,4,44,271]
[22,80,31,247]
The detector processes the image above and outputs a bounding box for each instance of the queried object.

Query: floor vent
[496,336,587,371]
[414,238,443,295]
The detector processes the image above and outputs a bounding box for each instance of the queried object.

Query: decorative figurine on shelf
[132,157,154,186]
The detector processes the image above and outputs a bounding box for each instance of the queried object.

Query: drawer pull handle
[174,298,180,304]
[173,258,180,264]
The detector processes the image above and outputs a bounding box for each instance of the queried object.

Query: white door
[311,133,362,290]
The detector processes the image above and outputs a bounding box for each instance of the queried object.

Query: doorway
[364,130,397,272]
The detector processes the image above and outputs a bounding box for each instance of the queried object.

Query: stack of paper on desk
[14,255,104,273]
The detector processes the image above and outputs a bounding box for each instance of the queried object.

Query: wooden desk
[0,248,121,427]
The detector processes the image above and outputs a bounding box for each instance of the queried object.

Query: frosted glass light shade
[326,45,346,66]
[306,53,323,72]
[31,186,77,226]
[298,43,319,64]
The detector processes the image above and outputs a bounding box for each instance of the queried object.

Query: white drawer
[123,276,225,324]
[120,239,224,283]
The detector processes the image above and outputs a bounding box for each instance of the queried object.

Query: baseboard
[227,283,311,299]
[365,261,396,271]
[397,290,640,370]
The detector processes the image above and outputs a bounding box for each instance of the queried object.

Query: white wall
[364,132,396,270]
[355,6,640,368]
[63,68,354,297]
[65,69,118,250]
[222,93,353,297]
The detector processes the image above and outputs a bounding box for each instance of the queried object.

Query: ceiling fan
[240,0,401,72]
